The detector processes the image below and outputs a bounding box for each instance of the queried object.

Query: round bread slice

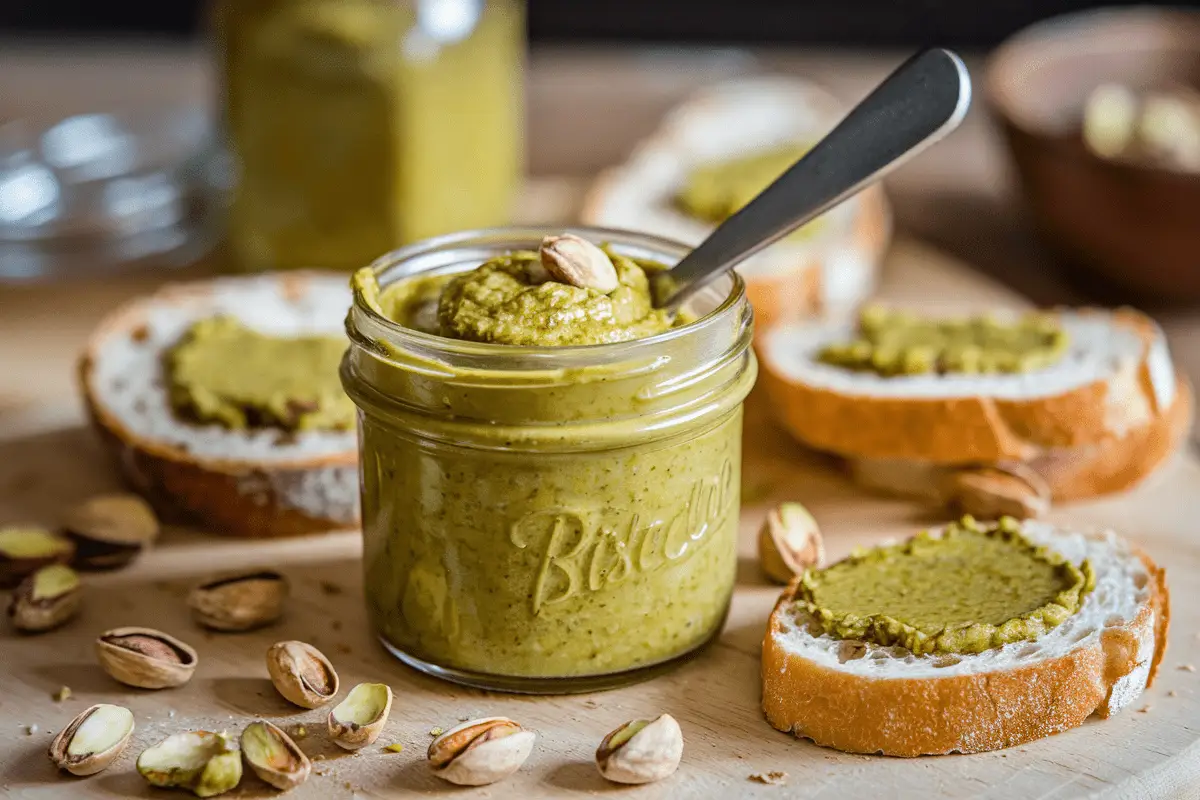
[78,272,358,538]
[760,307,1189,465]
[581,76,891,331]
[762,520,1169,756]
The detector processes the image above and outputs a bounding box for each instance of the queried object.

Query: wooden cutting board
[1,209,1198,798]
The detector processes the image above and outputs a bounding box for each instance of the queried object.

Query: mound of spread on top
[796,516,1095,655]
[817,306,1070,377]
[167,316,354,431]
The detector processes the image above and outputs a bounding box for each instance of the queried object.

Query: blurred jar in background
[212,0,524,273]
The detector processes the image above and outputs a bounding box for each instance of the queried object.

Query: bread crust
[761,308,1175,464]
[77,272,358,539]
[761,537,1168,756]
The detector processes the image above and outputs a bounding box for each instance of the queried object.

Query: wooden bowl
[984,8,1200,302]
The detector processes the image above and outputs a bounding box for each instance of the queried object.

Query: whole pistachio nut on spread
[95,627,198,689]
[188,570,287,632]
[327,683,393,750]
[63,493,159,571]
[943,464,1051,521]
[758,502,825,584]
[595,713,684,785]
[137,730,242,797]
[48,703,135,776]
[8,563,82,633]
[0,527,75,589]
[265,640,339,708]
[240,720,310,791]
[428,717,536,786]
[539,233,620,292]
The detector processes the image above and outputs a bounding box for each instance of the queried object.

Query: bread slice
[581,76,891,331]
[78,272,358,539]
[762,520,1169,756]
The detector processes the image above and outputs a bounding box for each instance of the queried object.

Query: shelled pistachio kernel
[428,717,536,786]
[95,627,197,689]
[596,714,684,784]
[137,731,242,797]
[266,641,338,708]
[63,493,159,571]
[0,527,74,589]
[8,563,82,633]
[241,720,310,791]
[327,683,393,751]
[48,704,135,776]
[189,570,287,632]
[758,502,824,584]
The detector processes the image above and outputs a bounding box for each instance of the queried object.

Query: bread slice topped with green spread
[762,516,1169,756]
[759,306,1192,506]
[78,272,357,538]
[581,76,891,331]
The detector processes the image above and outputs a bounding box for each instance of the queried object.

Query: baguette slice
[78,272,358,539]
[762,520,1169,756]
[581,76,891,331]
[760,308,1190,466]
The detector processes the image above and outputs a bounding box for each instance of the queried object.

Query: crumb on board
[384,743,404,753]
[53,686,71,702]
[1137,705,1152,714]
[25,724,38,736]
[430,727,445,737]
[1168,690,1178,697]
[749,771,788,786]
[319,580,342,596]
[294,725,308,739]
[1178,664,1196,672]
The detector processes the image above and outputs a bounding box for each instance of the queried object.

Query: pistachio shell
[63,494,159,571]
[8,563,82,633]
[96,627,197,689]
[429,717,536,786]
[596,713,683,784]
[137,730,242,797]
[265,640,338,708]
[240,720,310,791]
[944,464,1051,521]
[327,683,392,750]
[758,503,824,584]
[48,704,135,776]
[0,527,74,589]
[539,233,619,292]
[189,570,287,632]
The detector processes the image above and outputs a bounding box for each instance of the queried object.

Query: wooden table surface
[1,44,1200,799]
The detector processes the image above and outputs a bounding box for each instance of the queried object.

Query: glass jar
[341,227,757,693]
[211,0,524,273]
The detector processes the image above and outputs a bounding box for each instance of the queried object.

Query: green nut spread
[167,317,354,431]
[817,306,1070,377]
[797,516,1095,655]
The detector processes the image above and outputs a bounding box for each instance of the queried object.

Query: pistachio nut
[327,683,393,750]
[96,627,198,689]
[265,640,338,708]
[8,563,82,633]
[595,713,683,785]
[240,720,310,791]
[539,233,619,292]
[0,526,74,589]
[188,570,287,632]
[758,502,824,584]
[63,493,159,571]
[943,463,1051,521]
[48,703,135,776]
[137,730,242,797]
[428,717,536,786]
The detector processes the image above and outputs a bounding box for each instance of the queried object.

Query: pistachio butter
[797,516,1095,655]
[818,306,1070,377]
[167,317,353,431]
[342,231,757,688]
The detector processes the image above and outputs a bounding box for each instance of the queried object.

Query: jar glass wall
[341,227,757,693]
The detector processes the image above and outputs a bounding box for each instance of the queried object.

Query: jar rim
[346,225,750,370]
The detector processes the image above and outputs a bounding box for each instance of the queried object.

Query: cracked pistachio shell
[188,570,287,632]
[240,720,310,791]
[96,627,197,689]
[63,493,159,571]
[9,563,82,633]
[327,683,392,750]
[596,714,683,784]
[758,503,824,584]
[48,704,135,776]
[265,640,338,708]
[429,717,536,786]
[0,527,74,589]
[137,731,242,797]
